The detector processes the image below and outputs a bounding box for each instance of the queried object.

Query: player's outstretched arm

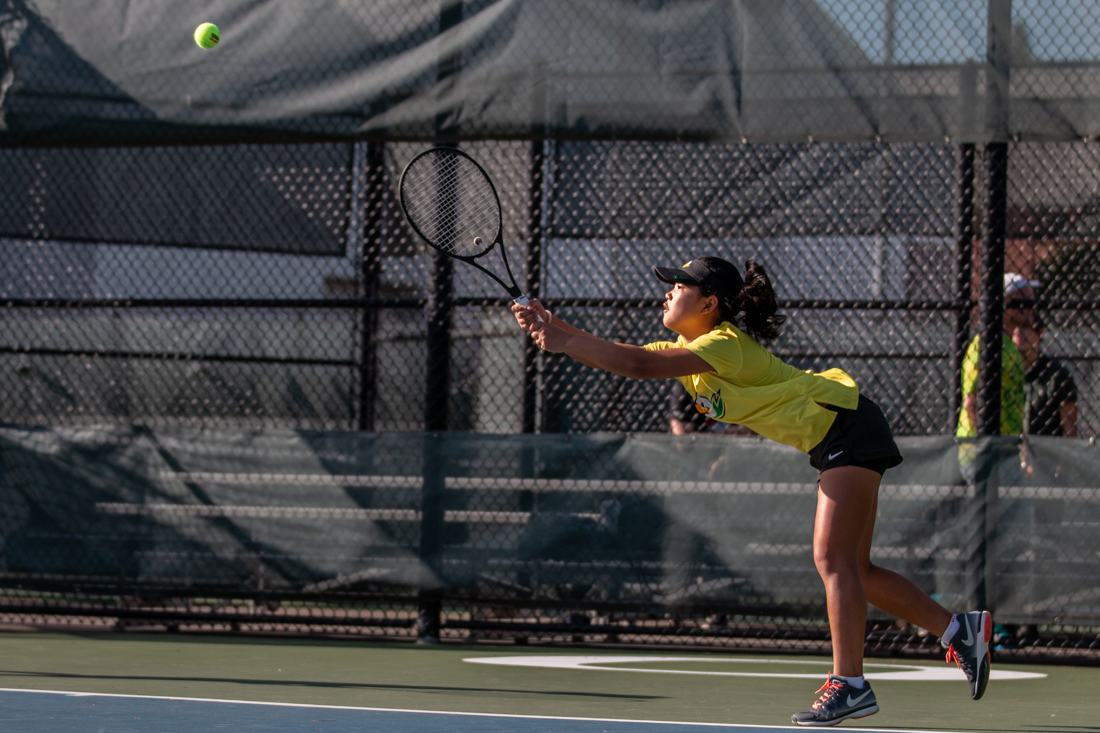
[529,322,711,379]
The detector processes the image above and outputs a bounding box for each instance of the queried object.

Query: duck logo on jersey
[694,389,725,420]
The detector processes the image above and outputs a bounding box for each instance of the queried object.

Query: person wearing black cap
[513,256,993,726]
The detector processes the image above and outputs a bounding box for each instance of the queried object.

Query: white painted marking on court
[463,655,1046,682]
[0,688,967,733]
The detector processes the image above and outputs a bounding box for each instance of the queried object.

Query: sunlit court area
[1,1,1099,732]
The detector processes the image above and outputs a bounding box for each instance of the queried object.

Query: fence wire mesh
[2,140,1099,436]
[1,138,1099,660]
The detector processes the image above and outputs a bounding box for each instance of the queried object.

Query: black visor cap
[654,258,733,293]
[654,260,715,287]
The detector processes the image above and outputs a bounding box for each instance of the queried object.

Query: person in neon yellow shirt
[514,256,992,725]
[956,273,1034,485]
[956,272,1035,438]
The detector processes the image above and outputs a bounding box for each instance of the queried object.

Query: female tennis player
[513,256,992,726]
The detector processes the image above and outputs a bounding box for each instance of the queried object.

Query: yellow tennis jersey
[645,321,859,453]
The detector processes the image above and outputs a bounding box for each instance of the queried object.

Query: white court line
[464,655,1047,682]
[0,687,966,733]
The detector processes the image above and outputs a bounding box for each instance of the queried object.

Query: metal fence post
[951,144,976,432]
[517,141,546,548]
[417,0,464,643]
[522,140,545,434]
[979,0,1010,438]
[425,0,463,435]
[358,141,385,431]
[976,140,1007,611]
[972,0,1013,613]
[419,227,452,642]
[417,432,445,643]
[425,254,454,435]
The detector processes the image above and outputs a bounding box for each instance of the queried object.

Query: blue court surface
[1,688,961,733]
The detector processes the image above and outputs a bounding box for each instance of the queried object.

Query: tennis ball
[194,22,220,49]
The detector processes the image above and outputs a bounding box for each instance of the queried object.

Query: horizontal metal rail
[0,604,418,628]
[4,296,1099,311]
[0,345,353,367]
[12,346,1096,364]
[1,298,424,309]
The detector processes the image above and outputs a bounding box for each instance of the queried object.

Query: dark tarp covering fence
[2,0,1100,146]
[2,425,1098,643]
[1,1,1099,659]
[0,144,354,254]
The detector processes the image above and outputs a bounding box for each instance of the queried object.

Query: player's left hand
[511,300,548,332]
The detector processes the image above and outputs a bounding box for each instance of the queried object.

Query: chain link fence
[3,140,1099,437]
[1,1,1099,660]
[2,140,1100,663]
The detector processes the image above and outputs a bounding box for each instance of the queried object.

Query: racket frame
[399,147,531,307]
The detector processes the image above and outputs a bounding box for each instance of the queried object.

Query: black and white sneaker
[791,675,878,727]
[946,610,993,700]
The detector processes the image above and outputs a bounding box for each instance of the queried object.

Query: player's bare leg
[857,489,953,636]
[813,466,881,678]
[855,475,991,700]
[813,465,990,707]
[794,467,885,726]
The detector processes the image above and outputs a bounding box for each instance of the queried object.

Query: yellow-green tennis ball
[194,23,220,49]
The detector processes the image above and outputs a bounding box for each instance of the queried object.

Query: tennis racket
[399,147,538,314]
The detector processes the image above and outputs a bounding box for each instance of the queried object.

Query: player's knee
[813,542,858,579]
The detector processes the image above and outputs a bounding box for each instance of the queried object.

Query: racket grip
[513,294,544,323]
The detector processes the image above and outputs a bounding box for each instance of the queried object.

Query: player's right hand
[512,299,549,332]
[529,320,568,353]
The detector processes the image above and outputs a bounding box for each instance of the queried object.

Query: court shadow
[0,670,663,701]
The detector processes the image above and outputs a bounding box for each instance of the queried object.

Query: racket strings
[403,152,499,257]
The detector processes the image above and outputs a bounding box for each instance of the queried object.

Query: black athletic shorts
[807,395,904,476]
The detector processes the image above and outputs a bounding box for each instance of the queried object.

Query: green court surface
[0,630,1096,732]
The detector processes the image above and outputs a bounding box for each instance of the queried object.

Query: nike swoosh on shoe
[846,690,873,707]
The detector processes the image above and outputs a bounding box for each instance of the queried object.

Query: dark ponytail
[738,258,786,345]
[696,256,786,345]
[695,255,783,343]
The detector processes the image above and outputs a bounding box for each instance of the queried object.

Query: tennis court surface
[0,631,1095,732]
